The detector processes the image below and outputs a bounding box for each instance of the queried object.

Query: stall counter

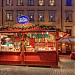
[0,51,58,67]
[24,51,58,67]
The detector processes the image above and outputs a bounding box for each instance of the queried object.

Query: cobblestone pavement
[0,57,75,75]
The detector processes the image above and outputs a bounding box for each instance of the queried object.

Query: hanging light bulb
[47,32,48,34]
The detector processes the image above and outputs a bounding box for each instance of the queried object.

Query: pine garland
[0,24,61,31]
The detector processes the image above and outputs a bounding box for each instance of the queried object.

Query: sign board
[16,16,29,24]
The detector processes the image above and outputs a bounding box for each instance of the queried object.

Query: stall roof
[0,23,58,33]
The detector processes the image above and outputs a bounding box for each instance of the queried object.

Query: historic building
[0,0,75,54]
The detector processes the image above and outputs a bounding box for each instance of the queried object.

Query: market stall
[0,23,59,67]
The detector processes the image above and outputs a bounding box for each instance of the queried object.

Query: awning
[59,36,75,42]
[59,38,70,42]
[69,37,75,42]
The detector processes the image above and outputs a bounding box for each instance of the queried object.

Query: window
[28,0,34,6]
[17,0,23,6]
[38,0,44,6]
[6,11,13,21]
[66,0,72,6]
[28,11,34,21]
[17,10,24,17]
[6,0,13,5]
[66,26,72,36]
[38,11,45,21]
[49,10,56,22]
[65,11,73,22]
[49,0,55,6]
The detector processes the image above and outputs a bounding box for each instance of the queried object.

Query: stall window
[25,33,56,52]
[6,10,13,21]
[27,11,34,21]
[16,10,24,17]
[66,0,72,6]
[0,33,21,52]
[49,0,55,6]
[38,0,44,6]
[49,10,56,22]
[27,0,34,6]
[38,11,45,21]
[17,0,23,6]
[6,0,13,5]
[65,10,73,22]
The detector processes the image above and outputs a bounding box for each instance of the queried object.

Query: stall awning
[59,36,75,42]
[59,38,70,42]
[69,37,75,42]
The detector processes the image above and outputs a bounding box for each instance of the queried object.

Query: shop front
[0,23,59,67]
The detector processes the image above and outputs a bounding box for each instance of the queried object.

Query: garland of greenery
[0,24,61,31]
[0,24,39,30]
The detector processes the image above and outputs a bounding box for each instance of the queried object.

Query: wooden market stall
[0,23,59,67]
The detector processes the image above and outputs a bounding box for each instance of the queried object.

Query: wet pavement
[0,56,75,75]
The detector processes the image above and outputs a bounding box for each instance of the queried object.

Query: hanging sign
[16,16,29,24]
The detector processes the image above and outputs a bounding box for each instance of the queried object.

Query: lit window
[17,0,23,6]
[6,11,13,21]
[38,11,44,21]
[66,0,72,6]
[28,0,34,6]
[6,0,13,5]
[28,11,34,21]
[49,0,55,6]
[49,10,56,22]
[65,11,73,22]
[38,0,44,6]
[17,10,24,17]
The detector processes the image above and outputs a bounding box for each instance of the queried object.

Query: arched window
[66,0,72,6]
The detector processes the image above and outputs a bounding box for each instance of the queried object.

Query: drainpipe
[2,0,3,26]
[61,0,63,30]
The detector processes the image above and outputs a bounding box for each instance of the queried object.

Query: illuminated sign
[16,16,29,24]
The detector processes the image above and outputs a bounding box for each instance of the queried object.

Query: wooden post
[20,32,25,64]
[56,31,59,64]
[0,34,1,50]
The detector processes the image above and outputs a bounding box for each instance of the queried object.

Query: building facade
[0,0,75,53]
[0,0,61,28]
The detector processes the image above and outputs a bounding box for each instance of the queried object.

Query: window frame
[16,10,24,17]
[66,26,72,36]
[6,0,13,6]
[48,0,55,6]
[27,11,34,21]
[27,0,34,6]
[65,10,73,22]
[38,0,45,6]
[17,0,24,6]
[66,0,72,6]
[48,10,56,22]
[6,10,13,21]
[38,10,45,22]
